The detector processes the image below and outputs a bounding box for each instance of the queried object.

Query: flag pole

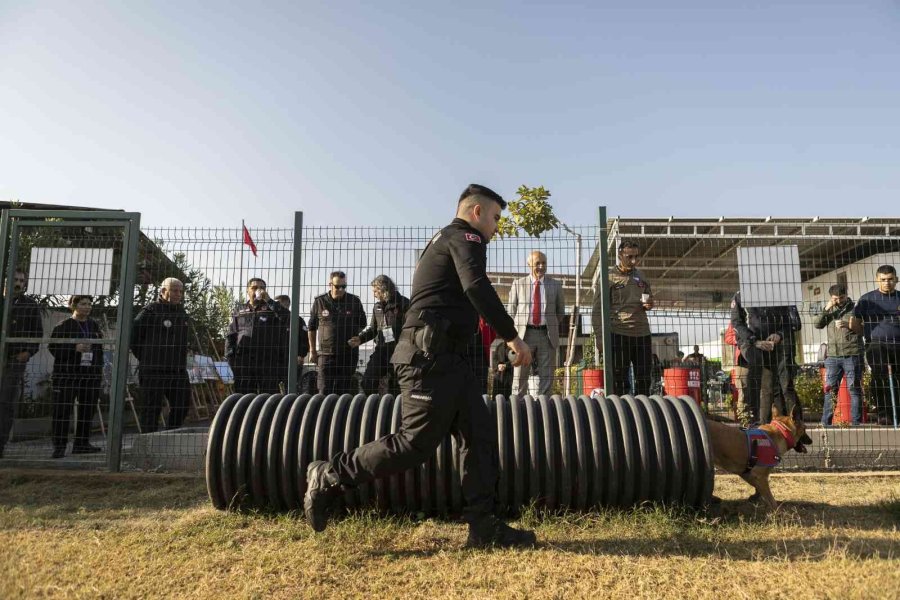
[240,219,245,301]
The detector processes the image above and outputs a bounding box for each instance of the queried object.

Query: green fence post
[107,213,141,472]
[597,207,614,394]
[287,211,304,394]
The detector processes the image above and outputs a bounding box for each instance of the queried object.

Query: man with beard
[0,269,43,457]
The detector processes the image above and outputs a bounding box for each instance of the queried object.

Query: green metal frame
[0,209,140,471]
[287,211,304,393]
[597,207,614,393]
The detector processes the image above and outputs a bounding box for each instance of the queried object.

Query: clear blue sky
[2,2,898,228]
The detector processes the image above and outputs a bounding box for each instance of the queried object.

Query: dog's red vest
[744,428,780,471]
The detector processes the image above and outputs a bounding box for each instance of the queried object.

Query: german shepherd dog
[706,403,813,510]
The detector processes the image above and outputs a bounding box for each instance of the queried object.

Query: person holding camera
[48,295,104,458]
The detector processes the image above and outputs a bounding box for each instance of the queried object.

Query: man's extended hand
[310,350,318,364]
[348,336,362,348]
[507,337,532,367]
[755,340,775,352]
[766,333,782,345]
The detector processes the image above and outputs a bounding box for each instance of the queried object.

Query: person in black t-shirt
[49,295,104,458]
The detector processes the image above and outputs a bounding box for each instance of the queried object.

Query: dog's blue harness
[741,428,781,474]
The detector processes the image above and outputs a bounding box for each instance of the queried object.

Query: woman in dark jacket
[48,295,104,458]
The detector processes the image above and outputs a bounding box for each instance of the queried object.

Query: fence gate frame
[0,209,141,471]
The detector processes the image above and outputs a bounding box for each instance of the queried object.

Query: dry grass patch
[1,469,898,599]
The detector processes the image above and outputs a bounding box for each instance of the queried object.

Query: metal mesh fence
[2,213,899,471]
[1,221,129,466]
[603,218,900,468]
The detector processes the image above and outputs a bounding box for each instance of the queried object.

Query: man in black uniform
[349,274,409,396]
[226,277,290,394]
[0,269,43,458]
[730,290,802,423]
[274,294,310,393]
[305,184,536,548]
[132,277,193,432]
[308,271,367,395]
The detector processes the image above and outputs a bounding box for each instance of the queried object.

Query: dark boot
[465,515,537,549]
[304,461,340,532]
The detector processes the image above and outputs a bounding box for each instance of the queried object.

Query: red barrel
[820,367,867,424]
[582,369,605,396]
[663,367,702,405]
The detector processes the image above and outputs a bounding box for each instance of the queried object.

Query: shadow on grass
[0,469,208,520]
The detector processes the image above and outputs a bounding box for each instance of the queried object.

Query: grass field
[1,469,899,599]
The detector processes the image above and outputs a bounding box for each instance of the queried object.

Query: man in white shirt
[506,251,566,396]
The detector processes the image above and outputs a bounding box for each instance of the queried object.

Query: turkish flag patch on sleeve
[465,233,482,243]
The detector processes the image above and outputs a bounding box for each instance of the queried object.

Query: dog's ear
[771,404,781,419]
[800,433,813,445]
[790,402,803,422]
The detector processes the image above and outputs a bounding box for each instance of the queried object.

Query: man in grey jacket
[816,284,864,425]
[506,250,566,396]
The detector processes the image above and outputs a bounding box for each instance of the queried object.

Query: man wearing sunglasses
[308,271,367,395]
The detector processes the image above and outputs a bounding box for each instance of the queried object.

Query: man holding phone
[815,284,863,425]
[226,277,290,394]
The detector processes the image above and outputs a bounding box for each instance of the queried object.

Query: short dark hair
[618,240,640,253]
[274,294,289,303]
[876,265,896,277]
[69,295,93,309]
[14,267,26,277]
[828,284,847,296]
[247,277,266,288]
[458,184,506,209]
[330,271,346,280]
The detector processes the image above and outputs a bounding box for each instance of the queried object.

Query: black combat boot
[465,514,537,549]
[304,460,341,532]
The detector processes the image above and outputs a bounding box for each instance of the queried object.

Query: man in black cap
[304,184,536,548]
[0,269,43,458]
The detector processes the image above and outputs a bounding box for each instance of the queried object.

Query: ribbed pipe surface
[206,393,713,513]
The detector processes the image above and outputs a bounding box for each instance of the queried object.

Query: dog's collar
[769,419,796,448]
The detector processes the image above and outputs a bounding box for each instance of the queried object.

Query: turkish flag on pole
[242,222,258,257]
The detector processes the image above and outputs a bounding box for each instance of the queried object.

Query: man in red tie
[506,250,566,396]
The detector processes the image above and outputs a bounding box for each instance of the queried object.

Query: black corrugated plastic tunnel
[206,393,713,514]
